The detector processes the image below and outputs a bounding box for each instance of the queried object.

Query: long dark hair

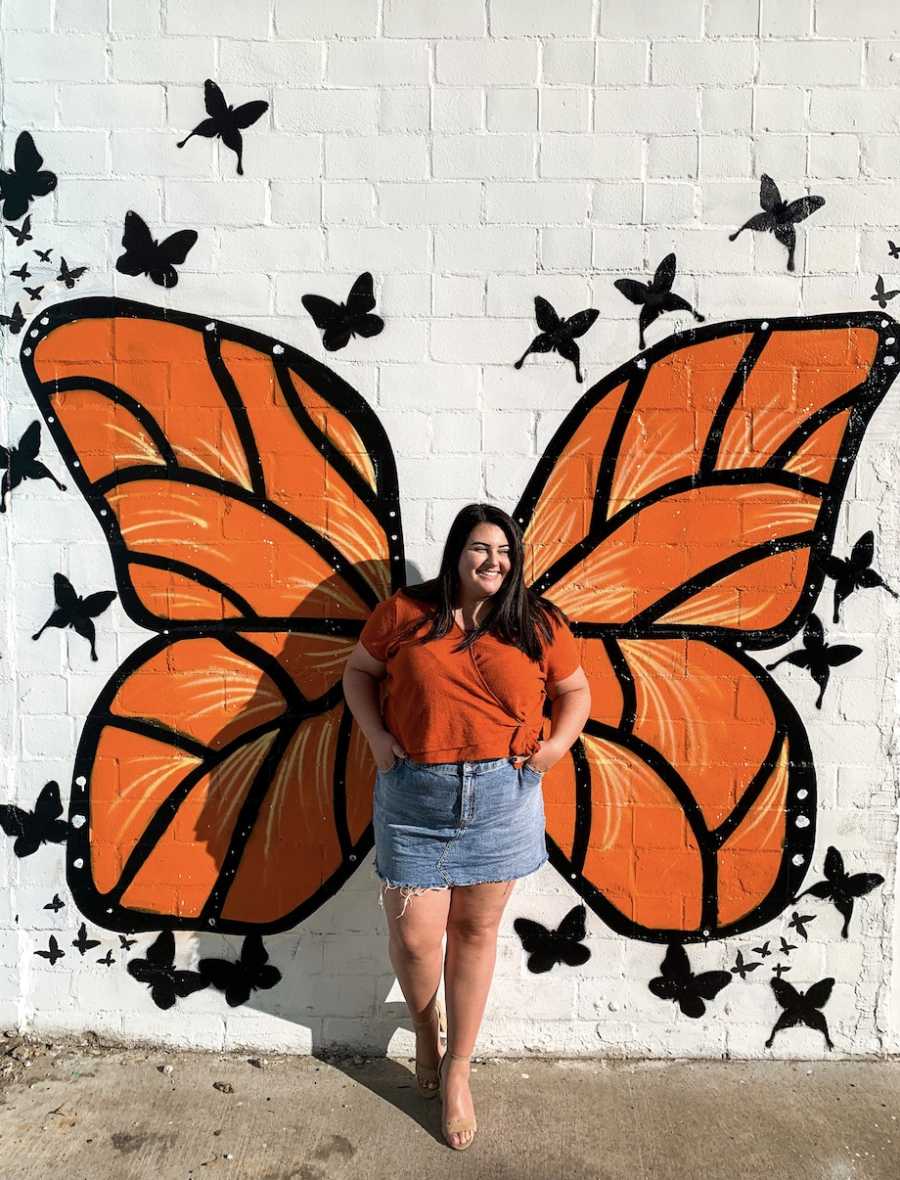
[392,503,571,663]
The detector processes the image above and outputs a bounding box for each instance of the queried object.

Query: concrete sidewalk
[0,1036,896,1179]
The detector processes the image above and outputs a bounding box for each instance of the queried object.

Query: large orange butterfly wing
[519,314,897,940]
[22,297,404,932]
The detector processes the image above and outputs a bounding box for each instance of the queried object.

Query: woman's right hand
[371,730,407,773]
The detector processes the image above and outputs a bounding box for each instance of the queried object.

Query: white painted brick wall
[0,1,898,1062]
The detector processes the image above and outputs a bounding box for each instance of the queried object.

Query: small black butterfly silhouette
[301,272,384,352]
[34,935,65,966]
[32,572,117,661]
[72,922,101,956]
[34,247,52,263]
[127,931,209,1010]
[729,174,825,272]
[197,935,282,1007]
[513,904,591,974]
[787,911,816,941]
[731,951,760,980]
[0,780,69,857]
[871,275,900,309]
[119,934,137,951]
[766,977,834,1050]
[752,941,772,959]
[11,263,31,281]
[43,893,65,912]
[614,253,704,349]
[114,210,196,290]
[6,214,32,246]
[796,846,884,939]
[772,962,791,979]
[1,420,67,512]
[0,133,57,221]
[24,285,43,302]
[513,296,599,383]
[888,240,900,260]
[177,79,268,176]
[821,531,898,623]
[766,613,861,709]
[57,257,87,288]
[97,949,116,968]
[0,302,26,336]
[648,943,731,1019]
[778,937,797,957]
[115,210,198,289]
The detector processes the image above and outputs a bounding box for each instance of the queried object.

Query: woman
[341,503,591,1150]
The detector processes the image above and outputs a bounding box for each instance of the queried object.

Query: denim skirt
[373,755,548,905]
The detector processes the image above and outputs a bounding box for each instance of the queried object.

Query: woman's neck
[453,596,491,628]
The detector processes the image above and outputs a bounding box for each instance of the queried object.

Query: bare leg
[442,880,516,1147]
[381,885,452,1081]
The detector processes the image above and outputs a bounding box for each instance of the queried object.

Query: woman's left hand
[512,739,559,775]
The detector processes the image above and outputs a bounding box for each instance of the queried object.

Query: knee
[446,917,501,944]
[390,929,444,961]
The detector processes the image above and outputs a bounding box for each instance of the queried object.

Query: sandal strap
[445,1116,477,1133]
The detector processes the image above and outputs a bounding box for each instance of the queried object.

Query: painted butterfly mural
[19,297,897,945]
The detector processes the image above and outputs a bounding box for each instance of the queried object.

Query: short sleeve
[544,614,580,685]
[358,595,399,663]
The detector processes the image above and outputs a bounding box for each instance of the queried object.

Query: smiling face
[456,522,512,605]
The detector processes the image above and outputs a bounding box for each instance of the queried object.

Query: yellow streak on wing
[112,752,203,836]
[550,543,635,618]
[107,423,164,464]
[657,589,739,627]
[264,726,307,860]
[209,733,278,845]
[783,453,822,479]
[127,537,228,562]
[582,735,627,852]
[528,435,591,540]
[219,428,254,490]
[748,411,794,463]
[609,419,683,512]
[171,441,251,490]
[283,576,364,616]
[617,640,684,763]
[721,739,788,844]
[324,507,388,567]
[120,515,212,535]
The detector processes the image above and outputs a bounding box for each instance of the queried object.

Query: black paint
[513,904,591,973]
[177,80,268,177]
[0,780,69,857]
[301,271,384,351]
[115,210,198,289]
[514,296,599,382]
[766,613,861,709]
[796,846,884,939]
[766,977,834,1049]
[729,175,825,272]
[127,931,209,1010]
[32,573,116,662]
[0,132,57,222]
[6,214,32,246]
[648,943,731,1018]
[614,253,704,348]
[821,531,897,623]
[197,934,282,1006]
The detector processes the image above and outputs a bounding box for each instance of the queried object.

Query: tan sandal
[437,1050,477,1150]
[412,997,446,1099]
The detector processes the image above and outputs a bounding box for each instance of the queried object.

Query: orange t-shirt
[358,590,581,763]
